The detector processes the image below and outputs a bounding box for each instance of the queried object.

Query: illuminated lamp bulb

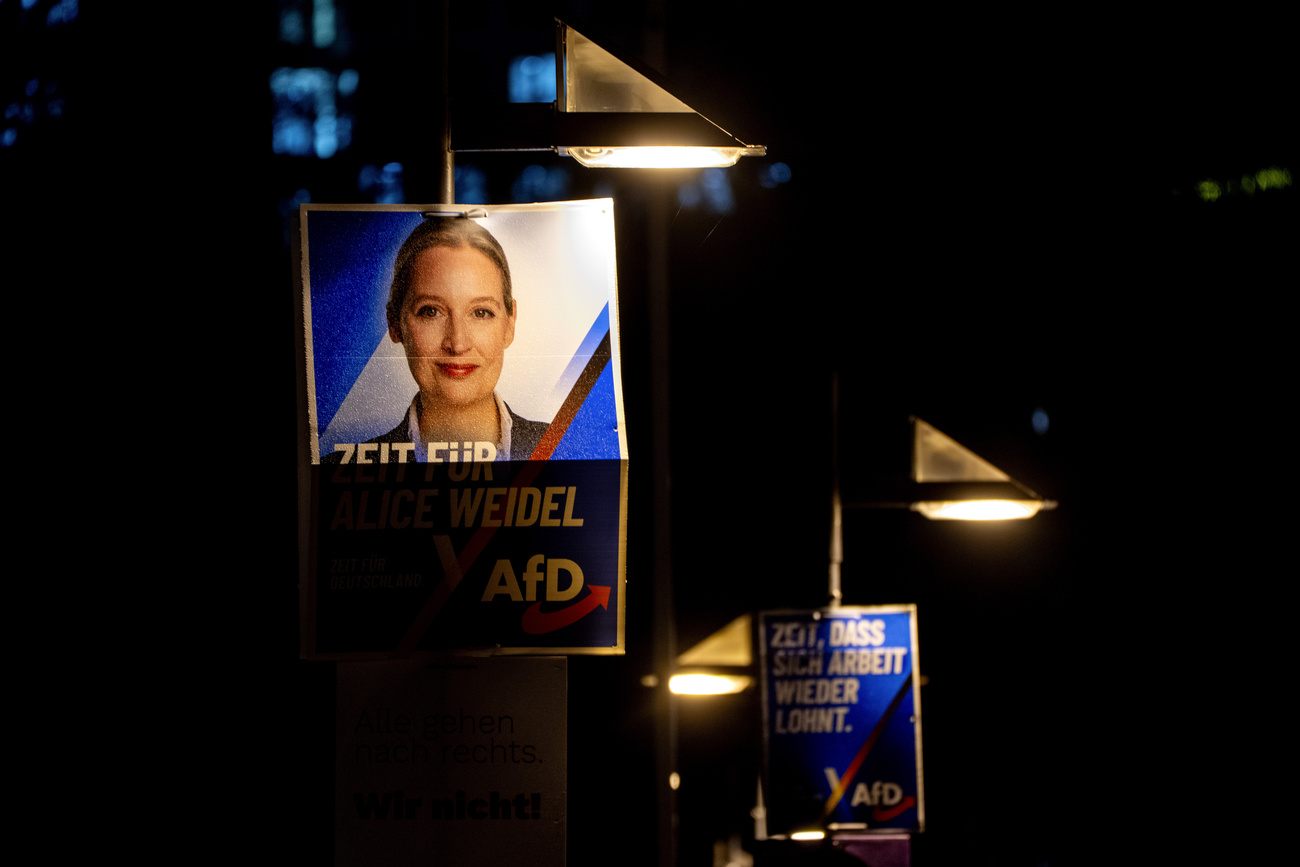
[911,499,1042,521]
[564,146,754,169]
[668,673,752,695]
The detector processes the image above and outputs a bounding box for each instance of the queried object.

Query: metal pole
[649,171,679,867]
[829,371,843,608]
[436,0,454,203]
[643,11,678,863]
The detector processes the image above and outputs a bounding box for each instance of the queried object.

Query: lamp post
[437,16,765,867]
[448,19,765,174]
[434,14,765,198]
[666,398,1058,863]
[829,410,1057,608]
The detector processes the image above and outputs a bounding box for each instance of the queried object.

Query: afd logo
[480,554,610,634]
[823,767,916,822]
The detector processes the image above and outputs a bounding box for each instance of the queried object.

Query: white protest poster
[335,657,566,866]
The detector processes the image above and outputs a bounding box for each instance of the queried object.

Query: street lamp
[672,415,1057,681]
[670,613,754,696]
[908,417,1057,521]
[440,18,766,867]
[450,20,766,171]
[827,413,1056,606]
[664,411,1058,858]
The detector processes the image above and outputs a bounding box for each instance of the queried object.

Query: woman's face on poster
[389,245,516,412]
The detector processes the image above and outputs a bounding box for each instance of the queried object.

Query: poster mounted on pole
[296,201,627,657]
[759,606,924,835]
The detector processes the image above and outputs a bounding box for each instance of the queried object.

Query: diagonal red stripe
[816,673,914,824]
[392,331,613,655]
[529,331,611,461]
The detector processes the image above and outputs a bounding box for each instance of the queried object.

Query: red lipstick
[436,362,479,379]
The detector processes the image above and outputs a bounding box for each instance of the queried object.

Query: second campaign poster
[297,201,628,657]
[759,606,925,835]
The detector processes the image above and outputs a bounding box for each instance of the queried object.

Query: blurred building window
[678,168,734,214]
[358,162,406,204]
[456,165,489,204]
[46,0,79,26]
[512,164,569,203]
[509,54,557,103]
[758,161,792,189]
[279,0,338,48]
[271,67,357,158]
[312,0,337,48]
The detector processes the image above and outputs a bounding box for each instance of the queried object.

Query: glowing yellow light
[911,499,1042,521]
[1197,180,1221,202]
[669,772,681,790]
[564,146,752,168]
[791,830,825,841]
[1256,167,1291,190]
[668,673,752,695]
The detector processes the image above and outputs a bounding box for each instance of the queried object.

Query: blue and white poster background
[301,201,625,464]
[760,607,924,834]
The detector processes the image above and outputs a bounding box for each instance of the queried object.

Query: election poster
[335,657,566,867]
[296,201,627,657]
[759,606,924,835]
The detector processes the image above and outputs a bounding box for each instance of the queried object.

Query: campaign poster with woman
[301,201,626,466]
[297,201,627,657]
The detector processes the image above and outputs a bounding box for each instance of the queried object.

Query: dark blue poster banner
[759,606,924,835]
[296,202,627,657]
